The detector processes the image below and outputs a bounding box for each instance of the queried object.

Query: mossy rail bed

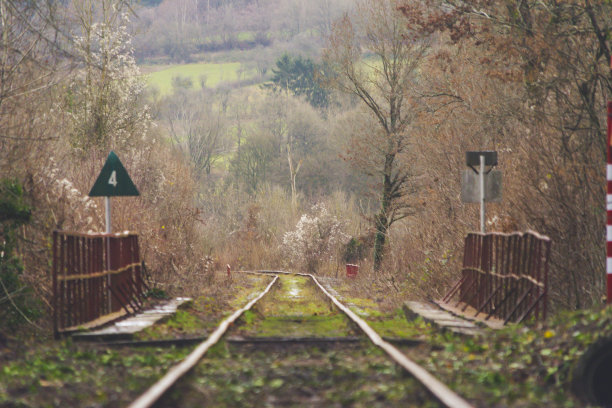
[129,271,470,408]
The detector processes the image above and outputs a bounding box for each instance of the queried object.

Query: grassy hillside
[144,62,259,95]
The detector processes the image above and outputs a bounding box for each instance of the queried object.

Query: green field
[144,62,258,95]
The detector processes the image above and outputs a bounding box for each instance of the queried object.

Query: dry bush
[281,203,349,273]
[198,183,295,272]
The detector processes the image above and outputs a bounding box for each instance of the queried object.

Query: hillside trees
[323,0,428,270]
[267,54,330,109]
[229,131,276,194]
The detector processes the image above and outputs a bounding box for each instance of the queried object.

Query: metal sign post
[479,155,485,233]
[90,151,140,233]
[105,197,111,234]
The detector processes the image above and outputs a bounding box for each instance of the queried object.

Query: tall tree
[0,0,69,169]
[323,0,427,270]
[163,89,228,180]
[229,132,276,194]
[267,54,330,109]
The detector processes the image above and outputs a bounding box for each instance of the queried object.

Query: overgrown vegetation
[0,180,39,331]
[325,277,612,407]
[0,341,191,407]
[1,0,611,405]
[157,342,441,407]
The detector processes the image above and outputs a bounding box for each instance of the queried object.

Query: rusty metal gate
[441,231,551,324]
[52,230,148,337]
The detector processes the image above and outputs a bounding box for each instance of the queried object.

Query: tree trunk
[373,152,394,271]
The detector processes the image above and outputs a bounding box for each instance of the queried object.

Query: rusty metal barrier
[52,230,147,337]
[441,231,551,324]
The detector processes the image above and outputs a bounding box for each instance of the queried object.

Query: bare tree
[323,0,428,270]
[0,0,71,155]
[164,89,228,180]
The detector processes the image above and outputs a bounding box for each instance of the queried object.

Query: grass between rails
[137,273,271,341]
[2,272,608,407]
[156,274,442,407]
[233,275,359,338]
[157,341,442,408]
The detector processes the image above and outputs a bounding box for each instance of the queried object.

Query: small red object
[346,264,359,278]
[227,264,231,277]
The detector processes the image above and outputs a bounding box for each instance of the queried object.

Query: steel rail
[306,273,473,408]
[127,275,278,408]
[128,270,472,408]
[253,270,473,408]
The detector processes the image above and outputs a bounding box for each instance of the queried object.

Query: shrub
[282,203,348,273]
[0,179,41,330]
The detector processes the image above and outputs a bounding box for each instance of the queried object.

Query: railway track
[128,271,473,408]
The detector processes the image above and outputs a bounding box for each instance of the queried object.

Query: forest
[1,0,612,397]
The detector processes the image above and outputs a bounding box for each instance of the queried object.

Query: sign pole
[105,196,111,234]
[105,196,112,311]
[480,154,485,233]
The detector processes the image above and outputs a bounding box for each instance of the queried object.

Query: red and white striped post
[607,56,612,304]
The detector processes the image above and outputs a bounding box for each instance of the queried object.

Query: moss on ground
[325,277,611,407]
[156,341,442,408]
[137,274,270,341]
[406,306,612,407]
[0,341,191,408]
[233,275,359,338]
[0,273,271,407]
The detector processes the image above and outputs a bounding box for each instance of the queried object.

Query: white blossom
[281,204,349,273]
[67,10,151,148]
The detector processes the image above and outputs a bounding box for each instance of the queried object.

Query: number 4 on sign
[108,171,118,187]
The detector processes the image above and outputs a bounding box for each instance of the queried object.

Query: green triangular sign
[89,151,139,197]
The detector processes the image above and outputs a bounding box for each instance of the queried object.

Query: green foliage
[0,180,31,224]
[0,179,40,330]
[144,287,169,300]
[342,237,369,264]
[266,54,330,109]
